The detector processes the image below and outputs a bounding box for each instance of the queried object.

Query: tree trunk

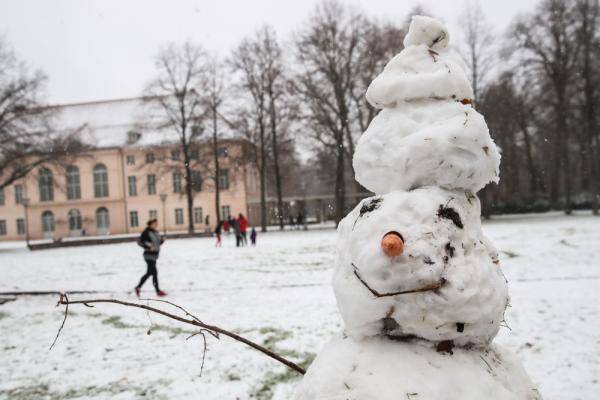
[520,123,540,195]
[212,107,221,224]
[268,96,284,230]
[259,120,268,233]
[334,134,346,225]
[183,145,195,233]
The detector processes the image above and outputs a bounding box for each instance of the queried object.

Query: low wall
[28,231,212,251]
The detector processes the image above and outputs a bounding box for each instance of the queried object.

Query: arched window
[41,211,54,233]
[96,207,110,230]
[39,168,54,201]
[68,209,82,231]
[66,165,81,200]
[93,164,109,198]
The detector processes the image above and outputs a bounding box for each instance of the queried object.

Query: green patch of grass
[226,372,242,381]
[0,379,171,400]
[0,311,9,320]
[252,352,315,400]
[251,327,316,400]
[501,250,519,258]
[102,315,137,329]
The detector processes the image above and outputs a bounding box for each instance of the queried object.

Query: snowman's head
[333,187,508,347]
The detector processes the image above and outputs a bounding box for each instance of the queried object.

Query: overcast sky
[0,0,539,105]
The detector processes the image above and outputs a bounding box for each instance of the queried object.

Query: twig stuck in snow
[51,294,306,375]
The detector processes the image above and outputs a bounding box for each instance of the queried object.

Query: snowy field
[1,212,599,400]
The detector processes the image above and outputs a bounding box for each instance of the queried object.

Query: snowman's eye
[381,231,404,257]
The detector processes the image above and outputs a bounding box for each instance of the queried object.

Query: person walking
[238,213,248,246]
[250,227,257,246]
[230,217,242,247]
[135,219,167,297]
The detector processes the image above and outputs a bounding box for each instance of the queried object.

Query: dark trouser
[137,259,159,292]
[241,232,247,245]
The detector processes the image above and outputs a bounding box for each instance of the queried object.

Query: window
[68,209,82,231]
[190,148,199,160]
[147,174,156,195]
[0,220,6,235]
[171,149,180,161]
[93,164,109,198]
[194,207,203,224]
[0,188,4,205]
[130,211,139,227]
[149,209,157,219]
[191,171,202,192]
[42,211,55,233]
[221,205,231,220]
[126,155,135,165]
[96,207,110,229]
[128,176,137,196]
[14,185,23,204]
[172,171,182,193]
[39,167,54,201]
[145,152,155,163]
[218,169,230,190]
[217,147,228,158]
[16,218,25,235]
[66,165,81,200]
[126,131,141,144]
[175,208,184,225]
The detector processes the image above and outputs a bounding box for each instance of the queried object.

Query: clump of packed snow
[353,100,500,194]
[355,14,500,194]
[294,335,542,400]
[333,188,507,346]
[403,15,450,51]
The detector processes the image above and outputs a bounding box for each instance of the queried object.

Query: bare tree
[0,37,85,189]
[292,0,366,224]
[230,27,277,232]
[574,0,600,214]
[513,0,579,213]
[458,1,496,105]
[199,55,227,225]
[145,42,207,233]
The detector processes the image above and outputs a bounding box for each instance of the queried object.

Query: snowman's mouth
[352,263,445,298]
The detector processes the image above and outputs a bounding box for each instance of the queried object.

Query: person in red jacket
[238,213,248,246]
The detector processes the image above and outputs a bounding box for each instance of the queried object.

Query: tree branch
[51,295,306,375]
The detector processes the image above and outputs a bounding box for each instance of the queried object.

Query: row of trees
[143,0,406,231]
[466,0,600,215]
[2,0,599,232]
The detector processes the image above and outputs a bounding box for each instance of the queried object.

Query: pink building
[0,98,260,241]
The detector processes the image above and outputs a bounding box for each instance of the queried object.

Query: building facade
[0,98,260,241]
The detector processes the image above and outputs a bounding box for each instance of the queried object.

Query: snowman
[294,16,542,400]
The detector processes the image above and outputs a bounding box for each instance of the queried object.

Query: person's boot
[134,287,140,298]
[156,290,167,297]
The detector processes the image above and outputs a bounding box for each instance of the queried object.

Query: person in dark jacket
[250,227,257,246]
[135,219,167,297]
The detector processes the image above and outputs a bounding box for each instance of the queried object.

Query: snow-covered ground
[0,212,599,400]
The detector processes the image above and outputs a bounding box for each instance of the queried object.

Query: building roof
[48,97,234,148]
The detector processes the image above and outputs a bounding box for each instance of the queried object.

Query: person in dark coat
[135,219,167,297]
[250,227,257,246]
[230,217,242,247]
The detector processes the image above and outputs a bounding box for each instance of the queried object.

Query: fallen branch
[52,295,306,375]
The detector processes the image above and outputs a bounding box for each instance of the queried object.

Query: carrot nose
[381,232,404,257]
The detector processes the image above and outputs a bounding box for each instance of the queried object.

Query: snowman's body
[294,16,541,400]
[295,336,539,400]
